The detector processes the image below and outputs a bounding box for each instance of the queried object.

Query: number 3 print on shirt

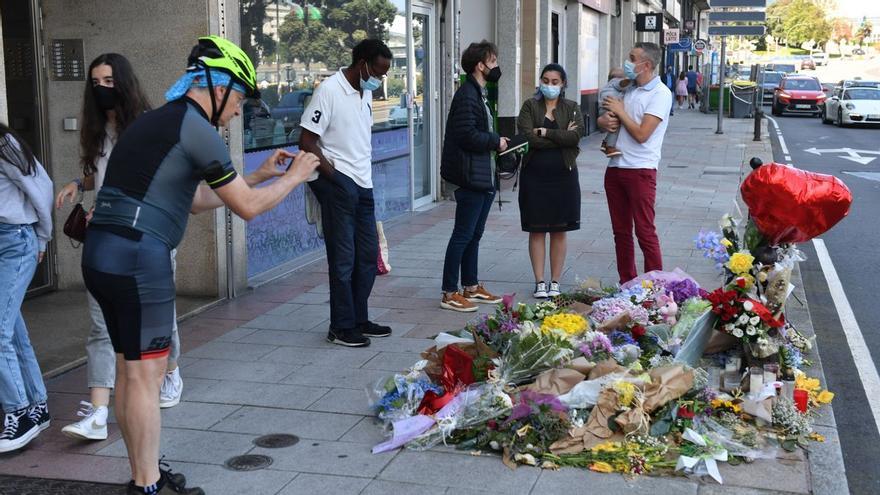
[311,110,322,124]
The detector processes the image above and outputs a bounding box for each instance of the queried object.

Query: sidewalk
[0,110,846,494]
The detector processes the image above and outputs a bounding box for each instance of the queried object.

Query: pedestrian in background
[664,65,675,116]
[598,42,672,284]
[439,40,507,312]
[686,65,699,109]
[676,71,689,109]
[55,54,186,443]
[516,63,584,298]
[0,123,53,453]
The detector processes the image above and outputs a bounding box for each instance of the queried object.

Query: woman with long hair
[675,71,689,109]
[55,54,185,443]
[516,63,585,298]
[0,123,53,452]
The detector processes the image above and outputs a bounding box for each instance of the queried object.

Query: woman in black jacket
[439,40,508,312]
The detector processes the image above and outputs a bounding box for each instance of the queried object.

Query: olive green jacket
[516,96,585,170]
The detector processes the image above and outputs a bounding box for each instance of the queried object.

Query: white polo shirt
[609,75,672,170]
[299,69,374,188]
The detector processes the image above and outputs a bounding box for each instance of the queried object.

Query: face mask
[484,65,502,83]
[360,63,382,92]
[540,84,561,100]
[93,85,118,111]
[623,60,641,80]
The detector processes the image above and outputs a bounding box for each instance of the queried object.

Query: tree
[766,0,792,45]
[276,0,398,70]
[240,0,277,67]
[855,18,874,47]
[780,0,831,49]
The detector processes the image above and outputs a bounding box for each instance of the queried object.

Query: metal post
[716,35,726,134]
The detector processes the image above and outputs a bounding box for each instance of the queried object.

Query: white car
[812,52,829,66]
[822,86,880,126]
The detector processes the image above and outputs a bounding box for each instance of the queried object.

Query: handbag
[63,203,88,246]
[376,221,391,275]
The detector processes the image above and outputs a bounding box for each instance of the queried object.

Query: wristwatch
[72,178,84,192]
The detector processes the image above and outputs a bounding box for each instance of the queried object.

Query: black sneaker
[27,401,51,433]
[0,408,40,453]
[159,456,187,488]
[327,328,371,347]
[358,321,392,338]
[127,469,204,495]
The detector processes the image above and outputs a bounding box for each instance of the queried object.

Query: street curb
[764,119,849,495]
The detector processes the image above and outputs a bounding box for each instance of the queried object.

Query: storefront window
[239,0,412,279]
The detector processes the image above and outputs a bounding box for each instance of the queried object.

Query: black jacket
[440,75,500,191]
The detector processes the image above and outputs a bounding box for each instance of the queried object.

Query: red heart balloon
[740,163,852,245]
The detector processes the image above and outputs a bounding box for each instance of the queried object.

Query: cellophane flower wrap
[367,361,442,427]
[493,321,575,385]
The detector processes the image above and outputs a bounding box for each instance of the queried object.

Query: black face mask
[93,85,118,111]
[485,65,502,83]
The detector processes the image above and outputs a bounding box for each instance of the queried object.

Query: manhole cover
[224,454,273,471]
[253,433,300,448]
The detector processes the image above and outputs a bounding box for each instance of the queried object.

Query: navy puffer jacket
[440,75,500,191]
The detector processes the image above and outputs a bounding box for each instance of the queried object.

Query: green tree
[780,0,831,48]
[277,0,398,70]
[855,18,874,47]
[765,0,792,44]
[240,0,277,66]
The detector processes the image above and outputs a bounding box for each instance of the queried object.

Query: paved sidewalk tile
[277,473,370,495]
[97,428,256,465]
[165,461,296,495]
[210,406,361,440]
[183,378,329,410]
[250,440,395,477]
[378,450,540,494]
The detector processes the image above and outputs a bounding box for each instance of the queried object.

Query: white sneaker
[61,401,108,441]
[533,282,548,299]
[159,367,183,409]
[547,281,562,297]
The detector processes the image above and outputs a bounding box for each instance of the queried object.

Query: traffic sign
[709,11,766,22]
[708,26,766,36]
[636,13,663,32]
[694,39,708,53]
[665,29,681,44]
[709,0,766,6]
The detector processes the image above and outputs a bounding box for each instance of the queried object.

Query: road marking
[844,171,880,183]
[813,238,880,435]
[785,155,792,162]
[805,147,880,165]
[764,115,790,158]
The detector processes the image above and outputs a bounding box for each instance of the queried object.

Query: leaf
[782,439,798,452]
[650,419,672,436]
[608,413,621,433]
[727,455,743,466]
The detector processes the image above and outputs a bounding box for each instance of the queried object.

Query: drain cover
[225,454,273,471]
[253,433,300,448]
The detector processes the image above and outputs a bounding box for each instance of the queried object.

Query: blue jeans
[0,224,47,412]
[309,173,378,330]
[442,188,495,292]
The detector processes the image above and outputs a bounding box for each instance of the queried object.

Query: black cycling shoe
[159,457,187,489]
[358,321,392,338]
[327,328,371,347]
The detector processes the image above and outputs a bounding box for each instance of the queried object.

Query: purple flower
[509,390,566,421]
[667,279,702,304]
[694,230,730,271]
[609,330,636,347]
[579,332,613,361]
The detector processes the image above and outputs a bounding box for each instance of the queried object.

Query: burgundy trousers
[604,167,663,283]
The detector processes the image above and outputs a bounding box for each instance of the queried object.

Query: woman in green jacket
[516,63,585,298]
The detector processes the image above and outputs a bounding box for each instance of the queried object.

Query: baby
[598,67,633,157]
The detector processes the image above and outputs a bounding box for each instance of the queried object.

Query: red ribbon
[417,344,475,415]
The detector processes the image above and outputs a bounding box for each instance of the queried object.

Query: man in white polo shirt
[598,42,672,284]
[299,39,393,347]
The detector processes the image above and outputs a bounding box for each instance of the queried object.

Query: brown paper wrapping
[704,329,740,355]
[567,301,593,316]
[550,389,625,454]
[595,311,632,333]
[588,359,627,380]
[420,332,498,382]
[566,356,595,375]
[642,364,694,413]
[523,368,586,396]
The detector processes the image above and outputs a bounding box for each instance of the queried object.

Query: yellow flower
[808,432,826,442]
[816,390,835,404]
[721,238,733,248]
[592,442,620,453]
[613,381,636,408]
[541,313,588,336]
[641,280,654,289]
[727,252,755,275]
[589,462,615,473]
[796,375,821,392]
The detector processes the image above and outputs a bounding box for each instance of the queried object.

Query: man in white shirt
[598,42,672,284]
[299,39,393,347]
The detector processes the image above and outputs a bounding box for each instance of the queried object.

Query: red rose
[736,278,747,288]
[677,406,695,419]
[487,419,498,430]
[631,325,646,339]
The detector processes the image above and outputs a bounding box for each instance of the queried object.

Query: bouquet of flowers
[706,288,783,343]
[493,322,574,385]
[368,362,443,426]
[544,436,674,475]
[540,312,589,338]
[578,331,614,363]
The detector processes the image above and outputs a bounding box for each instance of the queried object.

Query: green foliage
[855,19,874,47]
[767,0,831,48]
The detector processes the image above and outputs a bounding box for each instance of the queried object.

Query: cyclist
[82,36,319,495]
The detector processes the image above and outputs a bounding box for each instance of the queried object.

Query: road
[763,57,880,493]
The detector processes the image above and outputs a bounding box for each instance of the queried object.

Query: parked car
[387,104,423,127]
[812,52,829,66]
[822,86,880,126]
[243,99,279,148]
[853,48,866,56]
[838,79,880,90]
[736,67,752,81]
[759,71,785,104]
[771,76,826,116]
[272,90,313,132]
[800,58,816,70]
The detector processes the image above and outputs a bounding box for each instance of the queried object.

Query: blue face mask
[540,84,561,100]
[360,64,382,92]
[623,60,640,80]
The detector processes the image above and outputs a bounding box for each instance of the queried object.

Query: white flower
[746,326,757,336]
[732,328,744,338]
[738,314,750,325]
[489,440,500,450]
[743,301,754,312]
[724,323,735,331]
[749,316,761,326]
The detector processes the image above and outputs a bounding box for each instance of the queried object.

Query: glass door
[411,4,436,207]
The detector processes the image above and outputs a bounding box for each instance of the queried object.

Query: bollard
[753,107,762,142]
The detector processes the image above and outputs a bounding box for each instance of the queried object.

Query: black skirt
[518,118,581,233]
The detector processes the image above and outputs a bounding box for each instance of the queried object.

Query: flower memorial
[365,161,847,484]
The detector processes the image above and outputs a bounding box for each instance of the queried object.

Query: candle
[725,356,741,372]
[708,367,722,390]
[793,389,809,413]
[723,371,741,392]
[749,367,764,395]
[782,380,796,400]
[763,363,779,384]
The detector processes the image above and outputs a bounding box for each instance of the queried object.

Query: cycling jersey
[90,96,237,248]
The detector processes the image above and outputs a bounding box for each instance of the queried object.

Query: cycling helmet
[187,35,259,99]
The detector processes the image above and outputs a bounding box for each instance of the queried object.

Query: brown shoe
[441,292,478,312]
[604,145,623,157]
[463,284,503,304]
[599,139,607,151]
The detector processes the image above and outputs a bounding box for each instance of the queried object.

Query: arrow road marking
[804,147,880,165]
[844,171,880,182]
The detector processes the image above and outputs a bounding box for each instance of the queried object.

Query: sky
[833,0,880,19]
